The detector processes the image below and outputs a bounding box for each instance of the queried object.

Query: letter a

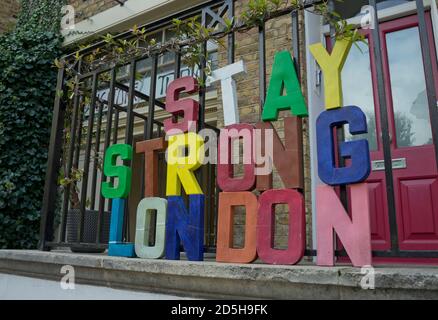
[261,50,308,121]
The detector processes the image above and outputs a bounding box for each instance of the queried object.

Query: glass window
[386,27,433,147]
[100,26,219,103]
[341,39,378,151]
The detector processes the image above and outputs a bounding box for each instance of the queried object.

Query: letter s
[101,144,133,199]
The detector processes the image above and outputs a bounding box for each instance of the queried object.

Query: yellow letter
[166,132,205,196]
[309,38,353,110]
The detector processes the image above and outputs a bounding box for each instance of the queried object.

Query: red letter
[136,138,167,197]
[257,189,305,265]
[255,117,304,191]
[164,76,199,134]
[216,192,258,263]
[217,124,255,192]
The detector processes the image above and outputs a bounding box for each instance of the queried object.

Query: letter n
[316,183,372,267]
[165,194,205,261]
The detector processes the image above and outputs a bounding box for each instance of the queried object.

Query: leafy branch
[58,0,364,80]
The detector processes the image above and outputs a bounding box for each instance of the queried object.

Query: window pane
[386,27,433,147]
[341,39,378,151]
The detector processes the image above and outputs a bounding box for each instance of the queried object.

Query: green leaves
[0,2,64,249]
[240,0,288,27]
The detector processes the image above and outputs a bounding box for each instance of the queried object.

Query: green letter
[101,144,133,199]
[261,51,308,121]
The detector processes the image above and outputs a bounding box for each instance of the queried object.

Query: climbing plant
[60,0,363,79]
[0,0,66,249]
[54,0,363,204]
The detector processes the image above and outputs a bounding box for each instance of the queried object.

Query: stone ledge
[0,250,438,299]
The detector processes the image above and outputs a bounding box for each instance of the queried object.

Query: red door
[331,13,438,262]
[381,14,438,252]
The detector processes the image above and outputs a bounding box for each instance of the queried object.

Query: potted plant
[58,83,110,253]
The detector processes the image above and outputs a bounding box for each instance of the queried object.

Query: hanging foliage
[0,0,65,249]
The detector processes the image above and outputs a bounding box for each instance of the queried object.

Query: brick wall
[67,0,313,251]
[215,0,312,250]
[68,0,118,23]
[0,0,20,33]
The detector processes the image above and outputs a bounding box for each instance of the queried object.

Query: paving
[0,273,189,300]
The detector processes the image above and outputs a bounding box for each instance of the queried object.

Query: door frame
[305,0,438,262]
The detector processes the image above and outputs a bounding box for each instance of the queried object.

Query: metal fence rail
[39,0,438,260]
[39,0,236,252]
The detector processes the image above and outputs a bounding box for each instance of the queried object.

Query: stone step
[0,250,437,299]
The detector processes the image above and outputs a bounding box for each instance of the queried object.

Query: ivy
[0,0,65,249]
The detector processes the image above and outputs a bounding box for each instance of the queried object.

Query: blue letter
[166,194,205,261]
[108,198,136,257]
[316,106,371,186]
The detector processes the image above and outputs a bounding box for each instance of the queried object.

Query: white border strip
[321,0,433,34]
[63,0,208,46]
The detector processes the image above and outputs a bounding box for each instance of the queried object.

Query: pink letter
[217,124,255,192]
[317,183,372,267]
[164,76,199,134]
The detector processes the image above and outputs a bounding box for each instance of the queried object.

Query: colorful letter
[166,132,204,196]
[261,51,308,121]
[165,194,205,261]
[257,189,305,265]
[316,106,371,185]
[136,137,167,197]
[103,144,135,257]
[135,197,167,259]
[206,60,246,126]
[317,183,372,267]
[216,192,258,263]
[164,76,199,134]
[309,38,353,110]
[217,124,255,192]
[108,198,136,257]
[101,144,133,199]
[255,117,304,191]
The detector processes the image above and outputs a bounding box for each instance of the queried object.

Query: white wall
[63,0,209,46]
[304,11,325,251]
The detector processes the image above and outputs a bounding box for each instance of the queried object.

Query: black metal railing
[39,0,438,261]
[39,0,237,252]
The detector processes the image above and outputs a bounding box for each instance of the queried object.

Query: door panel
[338,36,392,251]
[381,14,438,251]
[367,181,390,248]
[334,12,438,260]
[399,178,438,242]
